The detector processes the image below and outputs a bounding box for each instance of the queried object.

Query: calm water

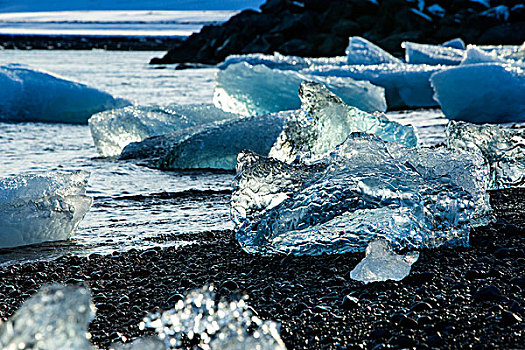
[0,50,448,265]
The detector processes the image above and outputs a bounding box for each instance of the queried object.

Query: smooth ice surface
[269,82,418,163]
[442,38,465,50]
[89,104,240,157]
[142,285,286,350]
[0,284,95,350]
[447,121,525,189]
[303,63,442,109]
[431,63,525,123]
[0,64,129,124]
[214,62,387,115]
[0,172,92,248]
[345,36,402,65]
[402,42,464,65]
[120,112,286,170]
[350,240,419,283]
[233,133,478,256]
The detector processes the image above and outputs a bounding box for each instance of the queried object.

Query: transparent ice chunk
[0,64,129,124]
[233,133,477,256]
[350,239,420,283]
[89,104,240,157]
[120,112,286,170]
[303,63,442,109]
[0,284,96,350]
[430,63,525,123]
[446,121,525,189]
[141,285,286,350]
[0,171,92,248]
[213,62,386,116]
[345,36,402,65]
[402,41,464,65]
[269,81,418,163]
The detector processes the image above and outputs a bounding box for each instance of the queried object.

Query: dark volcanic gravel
[0,189,524,349]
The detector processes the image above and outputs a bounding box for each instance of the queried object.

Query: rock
[501,311,522,325]
[341,295,359,310]
[473,285,503,303]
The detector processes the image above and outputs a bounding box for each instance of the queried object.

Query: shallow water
[0,50,448,265]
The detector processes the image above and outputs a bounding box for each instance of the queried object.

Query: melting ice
[0,64,129,124]
[89,103,240,157]
[214,62,386,115]
[0,171,92,249]
[346,36,402,65]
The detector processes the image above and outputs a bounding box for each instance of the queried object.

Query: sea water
[0,49,447,265]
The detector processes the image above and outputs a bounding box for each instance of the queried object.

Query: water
[0,49,448,266]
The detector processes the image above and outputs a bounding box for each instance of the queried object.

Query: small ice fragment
[402,42,464,65]
[89,103,240,157]
[427,4,446,18]
[345,36,402,65]
[0,171,92,248]
[110,337,165,350]
[269,81,418,163]
[214,62,386,116]
[350,240,419,283]
[0,284,96,350]
[430,63,525,123]
[442,38,465,50]
[460,46,507,65]
[143,285,286,350]
[0,64,129,124]
[446,121,525,189]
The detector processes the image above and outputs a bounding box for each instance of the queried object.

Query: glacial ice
[269,82,418,163]
[402,41,464,65]
[119,112,286,170]
[233,133,481,256]
[345,36,402,65]
[0,171,92,248]
[89,103,240,157]
[0,284,96,350]
[219,52,310,70]
[446,121,525,189]
[303,63,442,109]
[213,62,387,115]
[442,38,465,50]
[430,63,525,123]
[0,64,129,124]
[460,46,507,65]
[350,240,420,283]
[142,285,286,350]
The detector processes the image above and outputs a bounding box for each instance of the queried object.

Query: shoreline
[0,189,523,349]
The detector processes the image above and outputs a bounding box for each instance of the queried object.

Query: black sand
[0,189,523,349]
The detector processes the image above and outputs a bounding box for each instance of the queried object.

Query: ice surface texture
[269,82,418,163]
[402,42,464,65]
[214,62,386,115]
[350,240,420,283]
[346,36,402,65]
[0,64,129,124]
[0,284,96,350]
[0,171,92,248]
[120,112,286,170]
[142,285,286,350]
[442,38,466,50]
[304,63,442,109]
[431,63,525,123]
[233,133,483,256]
[89,103,239,157]
[447,121,525,189]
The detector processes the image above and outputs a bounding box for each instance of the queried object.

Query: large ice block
[120,112,286,170]
[0,171,92,248]
[89,104,240,157]
[142,285,286,350]
[269,82,418,163]
[0,284,95,350]
[233,133,481,256]
[346,36,402,65]
[0,64,129,124]
[213,62,386,116]
[303,63,442,109]
[446,121,525,189]
[430,63,525,123]
[350,240,420,283]
[402,42,464,65]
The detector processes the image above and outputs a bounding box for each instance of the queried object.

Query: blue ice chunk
[345,36,402,65]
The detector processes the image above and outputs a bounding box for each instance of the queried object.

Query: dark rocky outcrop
[151,0,525,64]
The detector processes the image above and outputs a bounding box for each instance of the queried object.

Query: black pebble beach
[0,188,523,349]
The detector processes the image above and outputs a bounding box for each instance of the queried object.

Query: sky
[0,0,265,12]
